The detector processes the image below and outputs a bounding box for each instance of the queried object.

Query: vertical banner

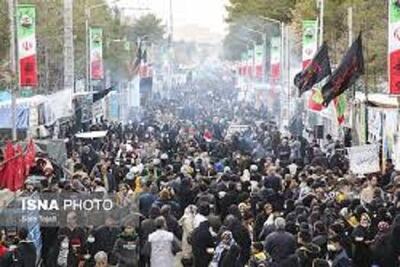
[302,20,318,69]
[254,45,264,79]
[17,4,38,87]
[89,27,104,80]
[240,52,247,76]
[247,49,253,78]
[389,1,400,94]
[270,37,281,81]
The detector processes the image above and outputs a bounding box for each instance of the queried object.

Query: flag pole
[348,6,358,147]
[319,0,324,46]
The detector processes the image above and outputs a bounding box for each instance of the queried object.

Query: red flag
[24,139,36,175]
[0,142,16,190]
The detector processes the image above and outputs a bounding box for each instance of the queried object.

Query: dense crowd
[1,71,400,267]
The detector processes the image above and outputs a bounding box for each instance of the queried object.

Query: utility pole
[348,6,358,146]
[169,0,173,42]
[63,0,74,92]
[85,1,91,92]
[319,0,324,46]
[286,25,291,123]
[9,0,18,141]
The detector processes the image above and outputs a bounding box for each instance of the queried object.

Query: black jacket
[192,221,215,267]
[92,226,120,261]
[264,230,297,264]
[296,243,321,267]
[1,241,37,267]
[112,233,139,267]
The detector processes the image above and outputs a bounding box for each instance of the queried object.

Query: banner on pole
[90,27,104,80]
[247,49,253,78]
[17,4,38,87]
[255,45,263,79]
[270,37,280,80]
[389,0,400,94]
[348,144,380,174]
[240,52,247,76]
[302,20,318,69]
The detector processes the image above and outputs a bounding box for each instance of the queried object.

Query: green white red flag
[270,37,280,80]
[389,0,400,94]
[334,94,346,125]
[247,49,253,78]
[302,20,318,69]
[90,27,104,80]
[254,45,263,79]
[17,4,38,87]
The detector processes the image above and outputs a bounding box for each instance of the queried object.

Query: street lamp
[241,26,266,81]
[85,0,119,92]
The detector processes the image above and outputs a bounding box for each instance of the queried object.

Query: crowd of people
[1,70,400,267]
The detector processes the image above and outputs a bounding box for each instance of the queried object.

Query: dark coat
[296,243,321,267]
[264,230,297,264]
[112,233,139,267]
[1,241,37,267]
[192,221,215,267]
[92,226,120,261]
[351,225,373,267]
[332,249,352,267]
[138,193,157,217]
[218,243,241,267]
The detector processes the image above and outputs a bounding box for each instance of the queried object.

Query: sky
[116,0,228,42]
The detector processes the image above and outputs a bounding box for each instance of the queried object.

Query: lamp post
[8,0,18,141]
[259,16,285,83]
[85,0,119,92]
[241,26,267,83]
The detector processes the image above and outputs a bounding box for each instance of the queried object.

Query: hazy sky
[116,0,228,40]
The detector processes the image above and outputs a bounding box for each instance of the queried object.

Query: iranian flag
[17,4,38,87]
[247,49,253,78]
[302,20,318,69]
[240,52,247,76]
[334,94,346,125]
[271,37,280,81]
[389,0,400,94]
[90,27,104,80]
[254,45,264,79]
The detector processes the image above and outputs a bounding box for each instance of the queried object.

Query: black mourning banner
[294,43,331,97]
[321,34,364,106]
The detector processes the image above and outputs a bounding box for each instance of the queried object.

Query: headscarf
[210,231,236,266]
[181,205,197,221]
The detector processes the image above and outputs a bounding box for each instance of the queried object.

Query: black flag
[322,34,364,106]
[294,43,331,96]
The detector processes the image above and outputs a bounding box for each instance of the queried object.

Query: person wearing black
[381,159,395,188]
[224,215,252,266]
[264,217,297,265]
[1,228,37,267]
[92,216,120,264]
[277,138,291,168]
[112,221,140,267]
[351,213,374,267]
[328,235,351,267]
[192,220,215,267]
[296,230,321,267]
